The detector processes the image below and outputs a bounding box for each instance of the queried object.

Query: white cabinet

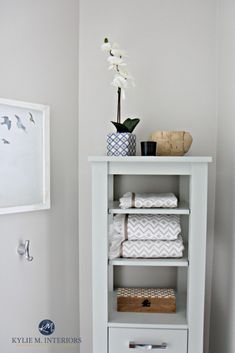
[89,156,211,353]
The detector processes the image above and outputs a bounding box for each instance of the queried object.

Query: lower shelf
[108,291,188,329]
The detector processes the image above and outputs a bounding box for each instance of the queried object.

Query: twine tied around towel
[131,192,135,208]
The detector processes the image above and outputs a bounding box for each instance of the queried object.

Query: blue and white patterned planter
[107,132,136,156]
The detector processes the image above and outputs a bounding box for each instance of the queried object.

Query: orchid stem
[117,87,121,124]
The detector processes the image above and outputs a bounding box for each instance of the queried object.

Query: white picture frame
[0,98,50,214]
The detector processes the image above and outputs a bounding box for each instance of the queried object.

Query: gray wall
[210,1,235,352]
[0,1,79,352]
[79,1,217,352]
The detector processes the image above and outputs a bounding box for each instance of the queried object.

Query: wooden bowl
[150,131,193,156]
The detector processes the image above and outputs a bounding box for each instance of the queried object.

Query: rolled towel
[119,192,178,209]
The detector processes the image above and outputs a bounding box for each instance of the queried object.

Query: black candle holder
[141,141,157,156]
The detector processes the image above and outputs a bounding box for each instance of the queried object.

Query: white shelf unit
[90,156,211,353]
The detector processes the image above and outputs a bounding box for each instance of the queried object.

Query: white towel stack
[109,193,184,259]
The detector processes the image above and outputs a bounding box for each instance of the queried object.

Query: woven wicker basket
[150,131,193,156]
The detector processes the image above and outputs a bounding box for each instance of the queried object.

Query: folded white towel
[128,214,181,240]
[112,214,181,241]
[109,214,183,259]
[119,192,178,209]
[121,236,184,258]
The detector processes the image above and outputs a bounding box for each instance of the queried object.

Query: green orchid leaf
[111,121,130,133]
[123,118,140,133]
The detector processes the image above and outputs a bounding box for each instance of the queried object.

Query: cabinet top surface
[88,156,212,163]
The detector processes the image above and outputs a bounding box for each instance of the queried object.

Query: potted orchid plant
[101,38,140,156]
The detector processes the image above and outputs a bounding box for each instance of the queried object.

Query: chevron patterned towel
[121,236,184,258]
[119,192,178,209]
[112,214,181,240]
[109,214,183,259]
[127,214,181,240]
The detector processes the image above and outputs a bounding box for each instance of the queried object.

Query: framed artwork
[0,98,50,214]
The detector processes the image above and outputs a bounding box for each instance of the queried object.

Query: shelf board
[89,156,212,163]
[108,201,190,215]
[108,291,188,329]
[109,256,188,267]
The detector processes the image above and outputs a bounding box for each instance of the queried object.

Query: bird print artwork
[1,116,12,130]
[2,138,10,144]
[29,112,35,124]
[15,115,27,132]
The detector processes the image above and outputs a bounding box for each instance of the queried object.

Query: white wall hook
[17,240,33,261]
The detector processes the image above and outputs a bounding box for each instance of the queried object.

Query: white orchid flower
[107,56,125,66]
[101,37,135,120]
[108,56,127,71]
[118,68,133,80]
[109,64,127,70]
[101,42,112,52]
[112,75,128,90]
[111,48,128,58]
[118,68,135,87]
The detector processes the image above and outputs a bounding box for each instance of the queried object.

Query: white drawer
[109,328,187,353]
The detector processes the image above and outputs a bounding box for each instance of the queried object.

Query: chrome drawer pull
[129,342,167,350]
